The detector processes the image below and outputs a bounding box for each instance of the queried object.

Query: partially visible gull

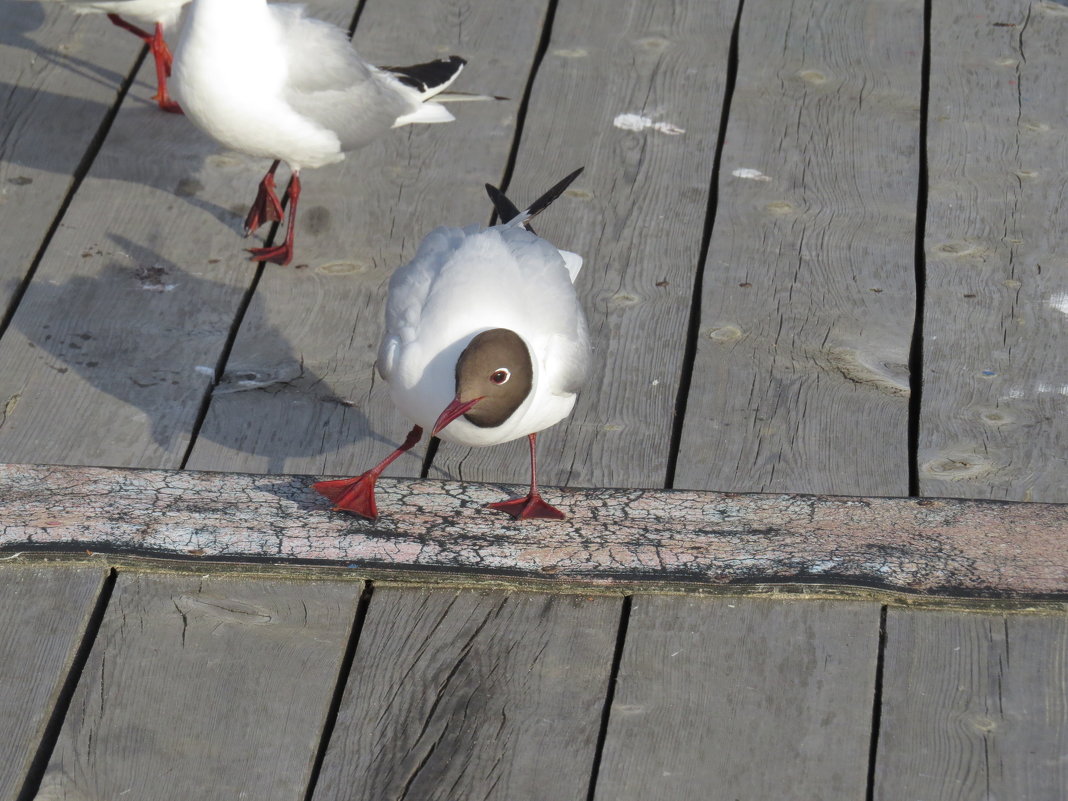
[44,0,189,112]
[172,0,485,265]
[315,168,590,521]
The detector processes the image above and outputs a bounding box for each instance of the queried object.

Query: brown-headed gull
[315,168,590,520]
[44,0,188,112]
[171,0,476,266]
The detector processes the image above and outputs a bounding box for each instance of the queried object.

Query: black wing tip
[485,183,523,226]
[524,167,584,220]
[486,167,585,231]
[383,55,466,92]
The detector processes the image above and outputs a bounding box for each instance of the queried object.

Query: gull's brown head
[432,328,533,435]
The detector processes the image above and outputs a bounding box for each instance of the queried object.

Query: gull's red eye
[490,368,511,385]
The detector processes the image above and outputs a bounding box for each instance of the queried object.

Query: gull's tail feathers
[485,167,585,234]
[393,103,455,127]
[383,56,466,100]
[434,91,510,102]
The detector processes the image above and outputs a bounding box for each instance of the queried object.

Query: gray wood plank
[0,1,355,469]
[674,0,923,496]
[594,597,880,800]
[184,0,552,477]
[0,3,140,311]
[36,571,361,801]
[312,587,619,801]
[874,608,1068,800]
[0,565,106,801]
[919,1,1068,501]
[427,0,738,491]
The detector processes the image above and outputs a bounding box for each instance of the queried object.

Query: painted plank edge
[0,463,1065,597]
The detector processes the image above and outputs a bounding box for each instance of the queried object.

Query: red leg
[313,426,423,519]
[247,169,301,266]
[149,24,182,113]
[108,17,181,113]
[106,13,153,41]
[488,433,566,520]
[244,160,284,235]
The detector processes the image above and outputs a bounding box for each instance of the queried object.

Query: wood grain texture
[313,587,619,801]
[0,3,140,311]
[427,0,737,490]
[874,608,1068,800]
[36,571,361,801]
[184,0,551,477]
[0,565,106,801]
[3,463,1068,595]
[674,0,922,496]
[918,1,1068,501]
[594,596,880,800]
[0,1,355,470]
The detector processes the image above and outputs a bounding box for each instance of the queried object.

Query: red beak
[432,396,484,436]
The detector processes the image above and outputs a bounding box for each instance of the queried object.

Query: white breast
[381,224,590,447]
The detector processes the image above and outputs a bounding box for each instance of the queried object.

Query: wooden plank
[0,565,106,801]
[874,608,1068,799]
[674,0,923,496]
[594,597,880,800]
[426,0,737,490]
[313,587,619,800]
[919,1,1068,501]
[6,464,1067,598]
[36,571,361,801]
[0,1,356,469]
[184,0,552,478]
[0,3,140,311]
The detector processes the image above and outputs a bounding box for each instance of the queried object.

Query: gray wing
[274,4,412,147]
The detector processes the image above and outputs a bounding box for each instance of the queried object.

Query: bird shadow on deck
[13,235,396,473]
[1,4,133,97]
[0,74,253,233]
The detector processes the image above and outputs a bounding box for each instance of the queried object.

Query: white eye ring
[490,368,511,385]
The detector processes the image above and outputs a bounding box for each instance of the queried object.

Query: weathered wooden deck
[2,0,1067,798]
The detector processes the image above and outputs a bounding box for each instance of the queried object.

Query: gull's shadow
[16,235,393,472]
[3,2,134,92]
[0,77,240,227]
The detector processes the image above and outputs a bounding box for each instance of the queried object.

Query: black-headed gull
[46,0,189,112]
[315,168,590,521]
[171,0,474,266]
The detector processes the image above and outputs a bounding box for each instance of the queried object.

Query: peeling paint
[0,464,1064,597]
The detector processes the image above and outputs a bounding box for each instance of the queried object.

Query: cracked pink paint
[0,464,1065,596]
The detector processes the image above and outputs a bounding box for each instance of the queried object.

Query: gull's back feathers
[485,168,585,281]
[45,0,189,26]
[172,0,473,167]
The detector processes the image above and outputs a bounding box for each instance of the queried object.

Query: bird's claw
[154,97,183,114]
[244,181,285,235]
[246,243,293,266]
[488,493,566,520]
[313,475,379,519]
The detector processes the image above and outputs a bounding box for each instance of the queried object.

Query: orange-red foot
[247,242,293,266]
[155,96,183,114]
[244,177,283,234]
[313,474,378,519]
[488,493,566,520]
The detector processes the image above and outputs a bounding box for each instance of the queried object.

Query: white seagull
[43,0,189,112]
[315,168,590,521]
[171,0,475,266]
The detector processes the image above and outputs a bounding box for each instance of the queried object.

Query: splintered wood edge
[0,463,1066,600]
